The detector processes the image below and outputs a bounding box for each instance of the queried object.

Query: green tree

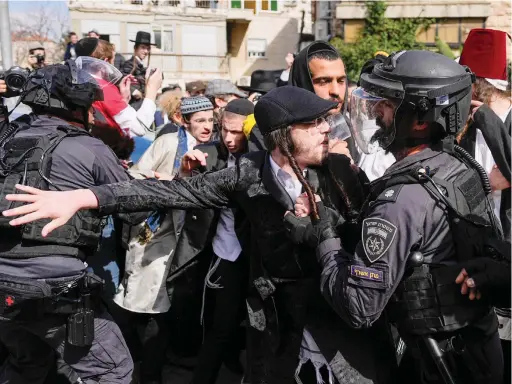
[330,1,433,81]
[435,37,456,59]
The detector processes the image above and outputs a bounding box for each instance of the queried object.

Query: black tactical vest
[367,147,503,336]
[0,118,103,260]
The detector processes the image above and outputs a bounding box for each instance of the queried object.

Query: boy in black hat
[5,85,389,384]
[121,31,157,108]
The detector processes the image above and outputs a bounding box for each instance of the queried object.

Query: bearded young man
[5,86,394,384]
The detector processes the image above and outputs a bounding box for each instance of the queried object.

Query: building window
[152,26,173,52]
[247,38,266,58]
[230,0,278,13]
[261,0,278,11]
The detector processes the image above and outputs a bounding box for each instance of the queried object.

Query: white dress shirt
[185,130,197,150]
[269,155,303,201]
[268,155,333,383]
[212,154,242,262]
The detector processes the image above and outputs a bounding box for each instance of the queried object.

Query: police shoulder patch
[361,217,397,263]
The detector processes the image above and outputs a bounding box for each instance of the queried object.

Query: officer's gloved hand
[455,258,511,301]
[284,198,337,248]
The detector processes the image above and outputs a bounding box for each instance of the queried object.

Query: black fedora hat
[239,70,276,94]
[130,31,156,46]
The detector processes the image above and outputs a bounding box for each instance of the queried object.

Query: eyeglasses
[297,117,327,134]
[294,113,352,140]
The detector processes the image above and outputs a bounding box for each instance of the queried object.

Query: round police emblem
[365,235,385,257]
[361,217,397,263]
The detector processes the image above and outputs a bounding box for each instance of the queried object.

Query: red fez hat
[459,28,509,90]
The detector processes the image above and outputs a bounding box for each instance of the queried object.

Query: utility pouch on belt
[67,297,94,347]
[0,273,52,320]
[66,273,101,347]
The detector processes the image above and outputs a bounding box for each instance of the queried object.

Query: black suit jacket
[121,56,146,106]
[167,141,229,285]
[92,150,392,383]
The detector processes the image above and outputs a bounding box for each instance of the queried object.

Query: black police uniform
[315,148,503,384]
[0,62,136,383]
[289,51,506,384]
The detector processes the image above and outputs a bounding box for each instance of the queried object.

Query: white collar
[185,130,197,149]
[269,154,307,179]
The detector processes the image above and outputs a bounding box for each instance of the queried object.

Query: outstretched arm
[3,165,239,237]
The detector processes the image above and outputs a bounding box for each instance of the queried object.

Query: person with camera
[0,61,140,383]
[23,42,47,71]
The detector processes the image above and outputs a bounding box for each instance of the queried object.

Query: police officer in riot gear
[284,50,506,384]
[0,61,135,383]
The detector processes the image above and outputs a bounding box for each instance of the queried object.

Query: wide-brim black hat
[130,31,156,46]
[239,69,277,94]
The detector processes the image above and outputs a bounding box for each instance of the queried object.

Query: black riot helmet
[21,59,104,126]
[350,50,475,154]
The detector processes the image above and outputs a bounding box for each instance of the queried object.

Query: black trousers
[192,253,248,384]
[112,306,171,384]
[415,330,504,384]
[0,310,133,384]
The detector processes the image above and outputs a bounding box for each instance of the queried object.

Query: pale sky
[8,0,70,40]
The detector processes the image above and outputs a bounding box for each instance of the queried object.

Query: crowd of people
[0,26,510,384]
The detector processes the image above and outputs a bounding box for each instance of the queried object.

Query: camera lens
[7,74,26,91]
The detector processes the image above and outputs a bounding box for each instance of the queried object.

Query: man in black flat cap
[122,31,156,109]
[6,86,393,384]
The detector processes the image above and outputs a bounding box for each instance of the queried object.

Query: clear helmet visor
[74,56,123,87]
[349,87,401,154]
[326,112,352,141]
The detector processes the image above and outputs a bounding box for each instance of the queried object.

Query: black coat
[121,56,146,107]
[167,141,229,285]
[91,151,393,383]
[459,106,511,242]
[165,141,233,355]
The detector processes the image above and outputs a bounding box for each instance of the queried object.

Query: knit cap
[180,96,214,115]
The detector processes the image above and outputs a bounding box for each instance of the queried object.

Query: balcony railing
[122,52,229,74]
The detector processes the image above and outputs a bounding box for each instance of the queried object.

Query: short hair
[307,50,340,63]
[159,90,183,119]
[90,39,115,62]
[69,32,77,37]
[473,77,510,105]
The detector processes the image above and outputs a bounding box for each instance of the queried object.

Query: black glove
[462,258,511,289]
[283,202,337,248]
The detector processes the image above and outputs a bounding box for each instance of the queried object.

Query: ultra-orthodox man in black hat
[121,31,156,109]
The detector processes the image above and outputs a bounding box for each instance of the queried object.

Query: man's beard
[370,116,391,151]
